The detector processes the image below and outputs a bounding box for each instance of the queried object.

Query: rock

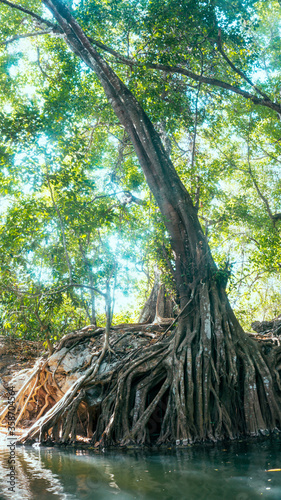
[9,368,34,392]
[251,319,281,335]
[47,344,93,373]
[0,377,6,395]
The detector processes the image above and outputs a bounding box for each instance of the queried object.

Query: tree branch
[216,28,271,102]
[85,37,281,115]
[36,46,56,81]
[0,281,106,299]
[246,141,275,223]
[0,0,57,28]
[0,30,53,46]
[2,0,281,115]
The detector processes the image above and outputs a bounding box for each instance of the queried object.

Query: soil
[0,335,45,393]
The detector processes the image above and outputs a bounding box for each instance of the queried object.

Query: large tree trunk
[43,0,215,305]
[3,0,280,445]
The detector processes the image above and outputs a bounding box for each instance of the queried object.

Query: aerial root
[60,391,86,443]
[0,357,48,425]
[15,373,39,426]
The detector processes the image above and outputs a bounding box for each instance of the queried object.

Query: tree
[1,0,281,445]
[0,138,144,343]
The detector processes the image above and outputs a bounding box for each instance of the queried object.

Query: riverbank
[1,325,280,448]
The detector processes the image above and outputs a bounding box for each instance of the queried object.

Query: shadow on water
[0,439,281,499]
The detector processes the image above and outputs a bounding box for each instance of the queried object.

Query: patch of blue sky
[7,39,45,105]
[0,198,10,215]
[2,102,13,113]
[37,135,48,148]
[71,0,81,10]
[218,177,241,194]
[7,35,37,59]
[26,262,54,285]
[251,68,273,84]
[94,286,141,318]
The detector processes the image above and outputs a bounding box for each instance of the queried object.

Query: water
[0,439,281,499]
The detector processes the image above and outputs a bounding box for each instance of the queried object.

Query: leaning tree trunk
[138,268,176,324]
[7,0,281,445]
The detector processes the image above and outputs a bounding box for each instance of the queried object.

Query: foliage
[0,0,281,343]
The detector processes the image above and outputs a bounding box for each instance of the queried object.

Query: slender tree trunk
[139,268,175,324]
[78,242,97,327]
[86,271,97,327]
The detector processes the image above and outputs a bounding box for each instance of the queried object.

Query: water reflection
[0,439,281,499]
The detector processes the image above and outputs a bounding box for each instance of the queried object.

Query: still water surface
[0,439,281,499]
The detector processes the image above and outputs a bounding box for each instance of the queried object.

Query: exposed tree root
[1,297,281,447]
[0,357,47,425]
